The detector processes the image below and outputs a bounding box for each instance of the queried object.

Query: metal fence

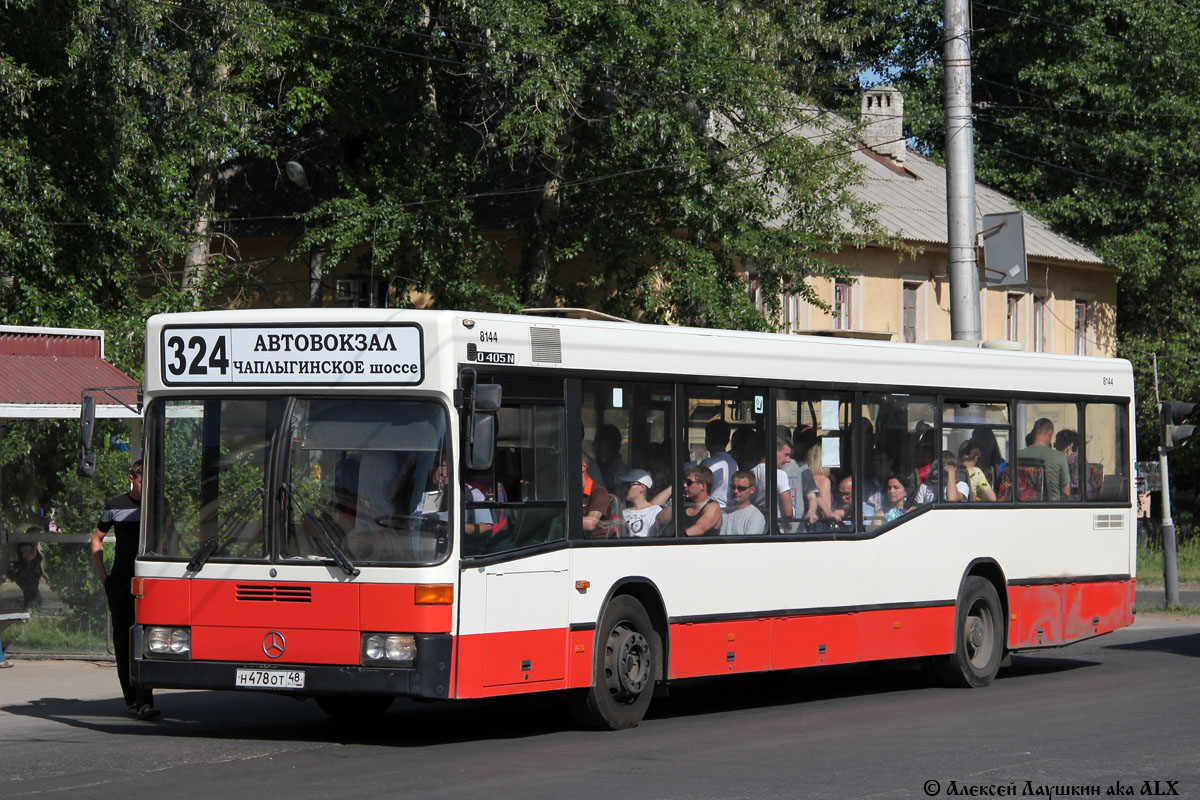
[1,529,111,657]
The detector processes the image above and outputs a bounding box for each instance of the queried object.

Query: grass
[1137,536,1200,587]
[2,614,108,654]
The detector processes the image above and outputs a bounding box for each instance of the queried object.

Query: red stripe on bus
[136,578,190,625]
[192,625,360,664]
[454,630,570,698]
[669,606,955,679]
[136,579,452,633]
[360,584,452,633]
[1007,579,1131,650]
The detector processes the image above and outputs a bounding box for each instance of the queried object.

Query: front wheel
[931,576,1005,688]
[568,596,659,730]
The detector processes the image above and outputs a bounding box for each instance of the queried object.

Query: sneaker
[0,660,13,669]
[136,704,161,721]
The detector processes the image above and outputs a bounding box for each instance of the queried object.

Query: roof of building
[0,326,139,419]
[849,144,1104,266]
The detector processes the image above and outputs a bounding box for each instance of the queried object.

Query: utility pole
[943,0,982,340]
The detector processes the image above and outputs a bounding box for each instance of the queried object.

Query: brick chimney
[861,87,905,164]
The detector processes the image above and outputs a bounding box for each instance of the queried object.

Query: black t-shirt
[97,493,140,577]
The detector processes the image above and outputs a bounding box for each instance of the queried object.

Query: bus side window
[1084,402,1129,503]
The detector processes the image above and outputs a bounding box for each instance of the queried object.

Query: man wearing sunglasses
[655,465,722,537]
[722,470,766,536]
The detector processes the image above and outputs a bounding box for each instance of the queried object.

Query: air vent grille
[236,584,312,603]
[530,327,563,363]
[1093,513,1126,530]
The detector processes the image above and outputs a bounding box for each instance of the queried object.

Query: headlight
[146,626,191,657]
[361,633,416,665]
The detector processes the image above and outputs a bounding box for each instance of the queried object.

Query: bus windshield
[145,396,452,566]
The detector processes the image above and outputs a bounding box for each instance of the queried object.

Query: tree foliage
[0,0,931,537]
[884,1,1200,469]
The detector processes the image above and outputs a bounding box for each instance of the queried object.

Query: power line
[975,1,1196,59]
[975,141,1143,191]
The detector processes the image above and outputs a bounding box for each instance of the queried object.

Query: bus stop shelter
[0,325,139,649]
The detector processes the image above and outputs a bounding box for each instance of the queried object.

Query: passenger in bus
[581,453,613,537]
[619,469,663,538]
[882,473,913,521]
[803,439,835,527]
[863,447,894,511]
[783,426,818,531]
[751,435,794,523]
[830,473,874,530]
[969,427,1006,489]
[656,465,722,536]
[958,443,997,502]
[592,424,628,493]
[913,425,937,486]
[722,470,766,535]
[1054,428,1081,498]
[700,419,737,507]
[1017,418,1071,501]
[914,451,967,504]
[465,468,510,550]
[730,426,758,471]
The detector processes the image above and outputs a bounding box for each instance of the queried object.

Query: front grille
[235,584,312,603]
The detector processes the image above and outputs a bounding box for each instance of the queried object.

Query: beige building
[763,87,1115,356]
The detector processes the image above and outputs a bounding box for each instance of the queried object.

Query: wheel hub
[967,616,986,649]
[609,625,651,699]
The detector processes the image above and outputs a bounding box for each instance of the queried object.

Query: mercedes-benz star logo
[262,631,286,659]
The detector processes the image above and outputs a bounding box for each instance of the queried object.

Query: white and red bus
[124,308,1135,728]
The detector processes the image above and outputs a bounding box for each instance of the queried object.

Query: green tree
[886,1,1200,472]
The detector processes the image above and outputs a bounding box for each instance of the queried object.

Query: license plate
[234,668,306,689]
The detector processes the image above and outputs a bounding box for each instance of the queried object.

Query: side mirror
[472,383,502,412]
[78,395,96,478]
[468,414,495,471]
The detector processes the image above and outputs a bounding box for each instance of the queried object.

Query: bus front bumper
[130,628,453,700]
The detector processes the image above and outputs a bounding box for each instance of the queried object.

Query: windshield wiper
[284,483,360,577]
[187,486,265,573]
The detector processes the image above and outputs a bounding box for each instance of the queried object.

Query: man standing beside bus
[90,459,159,721]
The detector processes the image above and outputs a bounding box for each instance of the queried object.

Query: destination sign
[160,325,423,385]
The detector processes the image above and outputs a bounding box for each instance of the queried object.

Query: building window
[1032,296,1046,353]
[1006,294,1021,342]
[833,280,852,330]
[1074,301,1089,355]
[902,282,919,343]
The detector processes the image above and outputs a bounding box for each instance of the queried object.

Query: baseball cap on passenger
[619,469,654,489]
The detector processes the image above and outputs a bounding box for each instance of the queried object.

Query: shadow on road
[1104,631,1200,659]
[0,652,1103,745]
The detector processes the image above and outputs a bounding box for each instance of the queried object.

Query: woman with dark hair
[883,473,913,522]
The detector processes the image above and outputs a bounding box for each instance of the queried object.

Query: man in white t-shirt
[751,435,794,523]
[618,469,663,538]
[700,419,737,508]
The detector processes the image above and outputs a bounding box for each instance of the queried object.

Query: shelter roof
[0,326,139,419]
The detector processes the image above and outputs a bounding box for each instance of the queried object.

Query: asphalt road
[3,615,1199,800]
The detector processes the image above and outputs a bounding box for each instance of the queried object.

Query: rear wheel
[569,596,659,730]
[932,576,1005,688]
[315,694,394,720]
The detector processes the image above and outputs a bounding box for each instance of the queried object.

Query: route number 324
[165,334,230,377]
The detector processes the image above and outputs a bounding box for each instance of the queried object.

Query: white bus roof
[144,308,1133,400]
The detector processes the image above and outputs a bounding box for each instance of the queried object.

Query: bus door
[456,378,571,693]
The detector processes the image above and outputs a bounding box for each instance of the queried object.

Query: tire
[568,596,659,730]
[315,694,394,720]
[932,575,1005,688]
